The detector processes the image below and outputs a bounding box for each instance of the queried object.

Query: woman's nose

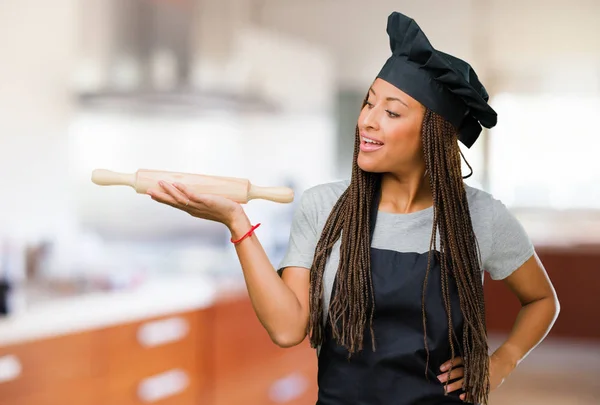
[361,107,380,130]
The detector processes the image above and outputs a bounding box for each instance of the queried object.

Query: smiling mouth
[361,136,384,145]
[360,136,384,152]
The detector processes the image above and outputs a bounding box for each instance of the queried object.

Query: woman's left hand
[438,354,515,401]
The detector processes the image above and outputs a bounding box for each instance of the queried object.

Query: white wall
[260,0,480,89]
[68,23,337,238]
[0,0,337,242]
[260,0,600,93]
[2,0,599,243]
[0,1,79,241]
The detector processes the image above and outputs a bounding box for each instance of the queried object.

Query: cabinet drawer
[0,331,97,398]
[214,341,318,405]
[2,376,102,405]
[100,310,210,405]
[100,311,203,377]
[104,364,199,405]
[212,296,282,380]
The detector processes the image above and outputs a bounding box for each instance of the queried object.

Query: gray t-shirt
[278,179,535,317]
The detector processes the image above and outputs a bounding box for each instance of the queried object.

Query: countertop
[1,210,598,348]
[0,274,248,347]
[516,209,600,248]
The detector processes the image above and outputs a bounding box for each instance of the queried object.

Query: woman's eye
[386,110,400,118]
[365,101,374,108]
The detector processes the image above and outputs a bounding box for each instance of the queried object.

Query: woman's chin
[357,156,383,173]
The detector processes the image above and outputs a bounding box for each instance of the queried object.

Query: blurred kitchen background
[0,0,599,404]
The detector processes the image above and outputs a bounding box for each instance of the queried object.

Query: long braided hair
[307,96,490,404]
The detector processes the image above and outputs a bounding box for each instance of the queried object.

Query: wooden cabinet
[104,366,200,405]
[211,296,318,405]
[213,342,317,405]
[1,378,102,405]
[211,295,282,382]
[0,293,319,405]
[100,310,209,405]
[0,330,100,405]
[484,244,600,340]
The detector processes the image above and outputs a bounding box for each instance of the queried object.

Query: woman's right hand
[146,181,245,229]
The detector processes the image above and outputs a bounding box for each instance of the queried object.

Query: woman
[147,12,559,405]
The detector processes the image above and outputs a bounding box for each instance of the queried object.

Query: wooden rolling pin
[91,169,294,204]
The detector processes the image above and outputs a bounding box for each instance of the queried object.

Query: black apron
[316,190,470,405]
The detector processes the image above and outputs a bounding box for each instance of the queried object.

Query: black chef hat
[376,12,497,148]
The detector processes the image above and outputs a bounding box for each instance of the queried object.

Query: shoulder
[300,179,350,212]
[464,183,507,223]
[291,179,349,232]
[464,183,497,210]
[464,183,518,223]
[464,184,534,279]
[463,184,503,243]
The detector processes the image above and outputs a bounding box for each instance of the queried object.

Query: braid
[422,109,490,403]
[308,104,490,403]
[308,105,379,351]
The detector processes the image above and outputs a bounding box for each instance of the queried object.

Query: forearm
[228,212,308,346]
[493,295,560,368]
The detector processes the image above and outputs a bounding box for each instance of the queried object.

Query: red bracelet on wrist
[231,223,261,245]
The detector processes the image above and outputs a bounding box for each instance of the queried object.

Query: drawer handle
[137,368,189,403]
[0,355,22,384]
[268,372,309,403]
[137,317,189,348]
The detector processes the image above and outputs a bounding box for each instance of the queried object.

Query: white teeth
[362,137,383,145]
